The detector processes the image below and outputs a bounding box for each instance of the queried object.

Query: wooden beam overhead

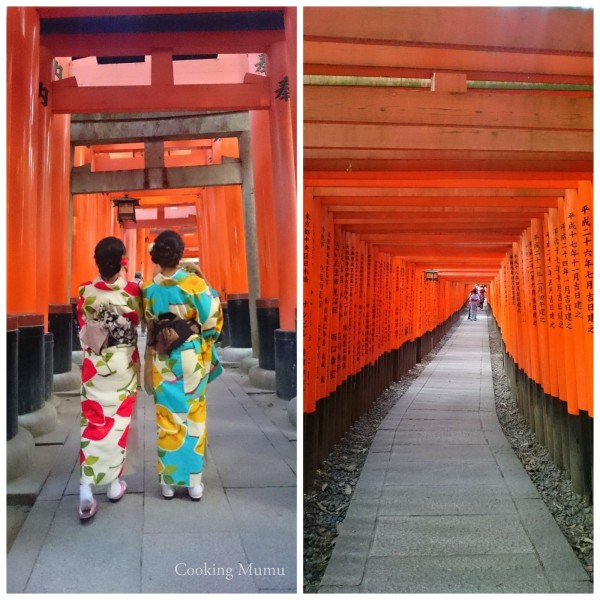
[71,162,242,194]
[303,159,593,173]
[305,171,588,189]
[71,111,250,145]
[311,188,564,197]
[121,216,196,230]
[304,41,593,84]
[304,87,592,130]
[319,197,560,208]
[304,123,592,154]
[304,7,592,55]
[53,80,270,115]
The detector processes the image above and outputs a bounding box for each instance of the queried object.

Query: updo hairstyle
[150,230,185,268]
[94,236,126,280]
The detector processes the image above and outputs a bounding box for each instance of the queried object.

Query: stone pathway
[319,312,592,594]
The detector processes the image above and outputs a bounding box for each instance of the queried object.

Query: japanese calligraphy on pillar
[527,229,537,326]
[580,202,593,334]
[533,223,546,326]
[330,229,341,389]
[561,213,573,332]
[545,215,556,332]
[303,206,314,404]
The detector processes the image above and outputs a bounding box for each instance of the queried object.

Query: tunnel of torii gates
[302,7,593,501]
[6,7,297,471]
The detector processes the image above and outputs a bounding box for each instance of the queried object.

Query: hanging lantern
[112,194,140,223]
[424,269,439,282]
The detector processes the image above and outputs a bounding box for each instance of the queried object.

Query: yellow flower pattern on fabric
[188,399,206,423]
[156,405,187,451]
[179,276,208,296]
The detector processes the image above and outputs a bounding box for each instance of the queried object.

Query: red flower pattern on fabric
[132,348,140,363]
[77,294,86,328]
[81,359,98,383]
[123,311,139,326]
[94,280,113,291]
[80,449,86,464]
[81,399,105,425]
[124,281,141,297]
[116,394,136,418]
[82,416,115,441]
[118,425,130,449]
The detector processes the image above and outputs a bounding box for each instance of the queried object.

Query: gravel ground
[303,310,593,592]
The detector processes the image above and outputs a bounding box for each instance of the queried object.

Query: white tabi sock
[80,483,94,508]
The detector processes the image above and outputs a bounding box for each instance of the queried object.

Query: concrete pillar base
[7,427,35,482]
[53,367,81,393]
[18,401,58,438]
[287,397,297,427]
[249,365,276,391]
[72,350,83,367]
[241,356,259,374]
[221,346,253,366]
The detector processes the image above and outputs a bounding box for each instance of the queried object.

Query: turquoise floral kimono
[143,269,223,487]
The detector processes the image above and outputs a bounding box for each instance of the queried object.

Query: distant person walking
[143,230,223,501]
[468,287,481,321]
[478,285,486,309]
[77,237,143,520]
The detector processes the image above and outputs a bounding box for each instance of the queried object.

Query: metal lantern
[424,269,439,282]
[112,194,140,223]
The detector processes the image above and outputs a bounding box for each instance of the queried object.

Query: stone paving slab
[514,497,592,588]
[397,417,484,430]
[141,531,257,593]
[402,408,481,421]
[385,460,505,486]
[391,429,488,445]
[227,487,297,591]
[6,500,60,593]
[209,433,296,488]
[371,514,534,557]
[25,494,144,593]
[360,554,552,593]
[379,483,517,516]
[390,443,494,462]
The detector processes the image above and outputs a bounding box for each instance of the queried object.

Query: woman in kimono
[468,287,481,321]
[143,230,223,501]
[77,236,143,520]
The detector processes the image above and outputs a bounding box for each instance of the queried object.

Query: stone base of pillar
[47,393,64,409]
[241,356,259,373]
[249,365,277,391]
[72,350,83,367]
[287,397,297,427]
[53,367,81,393]
[220,346,253,366]
[7,427,35,482]
[17,401,58,438]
